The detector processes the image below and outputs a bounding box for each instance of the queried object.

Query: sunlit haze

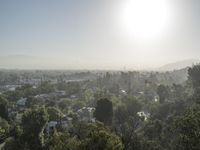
[0,0,200,70]
[120,0,171,39]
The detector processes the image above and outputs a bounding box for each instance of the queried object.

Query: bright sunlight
[121,0,171,39]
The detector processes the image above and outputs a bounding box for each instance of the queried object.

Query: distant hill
[158,59,200,71]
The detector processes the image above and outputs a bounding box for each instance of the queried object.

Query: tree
[188,64,200,88]
[47,107,63,121]
[79,122,124,150]
[114,97,142,125]
[143,119,163,141]
[0,96,8,120]
[114,97,142,150]
[116,118,141,150]
[94,98,113,126]
[0,117,10,143]
[83,89,95,106]
[46,132,80,150]
[188,65,200,103]
[3,138,23,150]
[39,81,55,94]
[174,106,200,150]
[157,85,170,103]
[3,107,49,150]
[21,107,49,150]
[46,123,123,150]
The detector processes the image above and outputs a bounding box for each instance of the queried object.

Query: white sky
[0,0,200,69]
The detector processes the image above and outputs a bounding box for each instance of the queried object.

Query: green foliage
[3,138,23,150]
[174,105,200,150]
[83,89,95,106]
[21,107,49,150]
[58,98,71,111]
[94,98,113,126]
[114,97,142,150]
[45,122,123,150]
[46,132,80,150]
[71,100,85,111]
[152,102,171,120]
[47,107,63,121]
[157,85,170,103]
[141,140,162,150]
[143,119,163,140]
[0,117,10,142]
[114,97,142,124]
[39,81,55,94]
[4,90,23,102]
[79,122,124,150]
[188,65,200,88]
[1,69,199,150]
[188,65,200,103]
[0,96,8,120]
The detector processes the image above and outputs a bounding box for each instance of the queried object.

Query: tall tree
[80,123,123,150]
[188,64,200,88]
[21,107,49,150]
[157,85,170,103]
[94,98,113,126]
[188,64,200,103]
[47,107,63,121]
[0,96,8,120]
[174,106,200,150]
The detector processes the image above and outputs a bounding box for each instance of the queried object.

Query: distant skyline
[1,0,200,69]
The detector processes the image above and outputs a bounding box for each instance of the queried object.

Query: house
[56,90,66,96]
[49,91,66,97]
[34,94,49,102]
[154,96,159,102]
[70,94,77,99]
[61,116,73,129]
[77,107,95,122]
[8,105,17,119]
[45,116,73,134]
[3,85,21,92]
[45,121,58,134]
[137,111,150,121]
[120,89,127,95]
[15,113,23,123]
[16,98,27,107]
[34,94,49,99]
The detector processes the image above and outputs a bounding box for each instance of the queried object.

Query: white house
[77,107,95,122]
[137,111,150,121]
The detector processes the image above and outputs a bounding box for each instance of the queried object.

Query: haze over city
[1,1,200,150]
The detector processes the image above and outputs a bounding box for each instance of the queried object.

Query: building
[45,121,58,134]
[137,111,150,121]
[61,116,73,129]
[77,107,95,122]
[15,113,23,123]
[16,98,27,107]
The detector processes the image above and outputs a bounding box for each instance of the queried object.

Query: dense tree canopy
[0,96,8,120]
[94,98,113,126]
[174,106,200,150]
[21,107,49,150]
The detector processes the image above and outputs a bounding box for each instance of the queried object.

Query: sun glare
[121,0,171,39]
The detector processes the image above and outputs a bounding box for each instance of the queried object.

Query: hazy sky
[0,0,200,69]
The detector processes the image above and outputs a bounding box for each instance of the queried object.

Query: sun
[120,0,171,39]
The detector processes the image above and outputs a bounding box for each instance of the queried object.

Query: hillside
[159,59,200,71]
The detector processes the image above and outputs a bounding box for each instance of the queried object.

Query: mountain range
[0,55,199,71]
[158,59,200,71]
